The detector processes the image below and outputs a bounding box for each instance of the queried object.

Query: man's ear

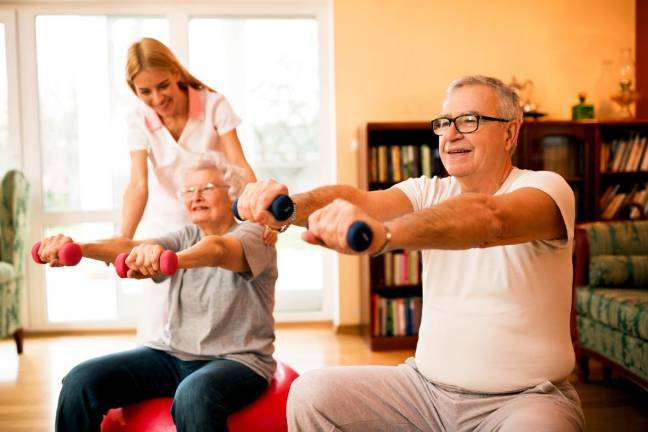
[504,120,521,152]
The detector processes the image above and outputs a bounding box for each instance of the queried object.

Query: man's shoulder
[508,168,571,190]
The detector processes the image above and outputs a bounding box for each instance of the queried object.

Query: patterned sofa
[0,170,30,354]
[573,220,648,388]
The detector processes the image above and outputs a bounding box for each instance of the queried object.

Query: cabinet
[359,122,442,350]
[517,119,648,221]
[361,119,648,351]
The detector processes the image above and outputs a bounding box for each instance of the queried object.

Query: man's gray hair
[178,151,247,201]
[446,75,523,122]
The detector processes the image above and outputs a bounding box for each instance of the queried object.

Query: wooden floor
[0,324,646,431]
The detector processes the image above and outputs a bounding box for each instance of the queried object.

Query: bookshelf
[517,119,648,221]
[360,119,648,351]
[359,122,442,350]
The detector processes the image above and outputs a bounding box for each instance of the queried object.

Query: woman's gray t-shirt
[146,223,278,382]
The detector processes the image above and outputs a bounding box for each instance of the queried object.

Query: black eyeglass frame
[430,113,512,136]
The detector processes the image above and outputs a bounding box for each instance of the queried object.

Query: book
[421,144,432,177]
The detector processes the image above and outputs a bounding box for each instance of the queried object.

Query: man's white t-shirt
[395,168,576,393]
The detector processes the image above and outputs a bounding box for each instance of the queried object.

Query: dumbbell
[231,194,373,251]
[31,241,83,266]
[347,221,373,252]
[303,219,373,252]
[232,194,294,222]
[114,250,178,278]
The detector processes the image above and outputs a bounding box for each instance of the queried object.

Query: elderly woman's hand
[124,243,165,278]
[36,234,75,267]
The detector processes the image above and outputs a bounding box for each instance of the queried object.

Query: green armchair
[0,170,30,354]
[573,220,648,388]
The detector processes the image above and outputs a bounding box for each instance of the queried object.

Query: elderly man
[37,153,277,432]
[236,75,584,431]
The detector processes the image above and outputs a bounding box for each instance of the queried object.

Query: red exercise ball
[101,360,299,432]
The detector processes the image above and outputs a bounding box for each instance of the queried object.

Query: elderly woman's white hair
[177,152,247,201]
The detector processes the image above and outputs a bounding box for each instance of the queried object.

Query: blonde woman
[122,38,272,342]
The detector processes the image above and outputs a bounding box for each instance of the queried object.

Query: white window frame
[14,1,334,330]
[0,10,21,172]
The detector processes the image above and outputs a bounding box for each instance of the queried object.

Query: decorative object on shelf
[509,76,546,120]
[572,93,595,120]
[610,48,640,118]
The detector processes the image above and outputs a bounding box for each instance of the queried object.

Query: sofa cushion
[577,315,648,381]
[589,255,648,287]
[576,286,648,340]
[585,221,648,257]
[0,261,16,285]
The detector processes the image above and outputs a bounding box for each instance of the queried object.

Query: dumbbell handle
[114,250,178,278]
[347,221,373,252]
[31,241,83,266]
[232,194,294,222]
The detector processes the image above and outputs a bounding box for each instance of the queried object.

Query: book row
[600,135,648,173]
[369,144,442,183]
[600,182,648,220]
[375,250,421,286]
[371,295,422,337]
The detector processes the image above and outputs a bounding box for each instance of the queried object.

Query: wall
[333,0,636,325]
[637,0,647,118]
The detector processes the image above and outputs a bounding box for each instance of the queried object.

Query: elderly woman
[36,152,277,432]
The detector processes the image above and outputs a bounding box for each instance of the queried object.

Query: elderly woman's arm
[176,235,250,273]
[36,234,142,266]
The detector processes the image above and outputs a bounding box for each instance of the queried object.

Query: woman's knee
[174,377,226,414]
[61,361,102,397]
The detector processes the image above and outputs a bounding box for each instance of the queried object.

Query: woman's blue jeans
[55,347,268,432]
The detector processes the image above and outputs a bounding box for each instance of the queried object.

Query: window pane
[44,222,141,323]
[36,16,169,324]
[36,15,169,211]
[0,23,15,175]
[189,17,324,311]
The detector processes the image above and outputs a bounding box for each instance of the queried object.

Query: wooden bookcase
[359,122,441,350]
[360,119,648,351]
[517,119,648,221]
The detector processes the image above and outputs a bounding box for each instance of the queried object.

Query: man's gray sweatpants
[287,358,584,432]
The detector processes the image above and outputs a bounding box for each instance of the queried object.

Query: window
[18,4,333,329]
[34,15,169,325]
[0,11,19,175]
[36,15,168,212]
[189,17,328,313]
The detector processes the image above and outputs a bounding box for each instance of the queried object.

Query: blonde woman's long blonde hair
[126,37,215,94]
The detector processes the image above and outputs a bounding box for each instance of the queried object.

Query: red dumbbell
[31,241,83,266]
[114,250,178,278]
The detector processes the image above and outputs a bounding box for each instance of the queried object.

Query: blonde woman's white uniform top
[126,87,242,342]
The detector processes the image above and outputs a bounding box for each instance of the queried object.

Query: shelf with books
[595,121,648,220]
[517,121,595,221]
[359,122,442,351]
[359,119,648,351]
[517,119,648,221]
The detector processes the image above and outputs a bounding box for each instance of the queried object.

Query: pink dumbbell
[114,250,178,278]
[31,241,83,266]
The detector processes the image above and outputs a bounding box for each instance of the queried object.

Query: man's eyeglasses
[431,113,512,136]
[179,182,228,198]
